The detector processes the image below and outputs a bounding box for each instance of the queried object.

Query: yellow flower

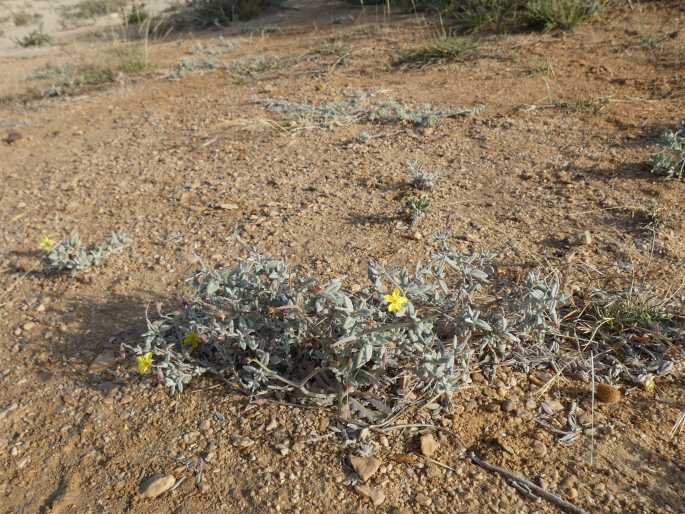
[40,236,56,252]
[137,352,153,374]
[384,287,408,314]
[183,331,201,349]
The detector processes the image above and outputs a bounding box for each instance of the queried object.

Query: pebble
[532,441,547,457]
[596,383,621,404]
[570,230,592,246]
[138,475,176,499]
[416,493,431,506]
[546,400,564,412]
[350,455,381,482]
[568,487,579,500]
[200,419,211,432]
[354,484,385,506]
[184,431,201,444]
[22,322,36,331]
[502,400,516,413]
[89,351,117,374]
[419,433,439,458]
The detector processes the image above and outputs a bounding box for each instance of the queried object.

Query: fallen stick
[467,451,588,514]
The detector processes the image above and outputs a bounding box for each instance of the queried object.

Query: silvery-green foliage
[252,92,484,129]
[649,122,685,179]
[364,100,484,128]
[406,196,430,226]
[47,232,131,273]
[168,56,220,80]
[408,161,438,190]
[128,245,572,401]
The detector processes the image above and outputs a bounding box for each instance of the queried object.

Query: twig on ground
[467,451,588,514]
[590,351,596,466]
[671,410,685,439]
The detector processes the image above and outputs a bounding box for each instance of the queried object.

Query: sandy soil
[0,1,684,513]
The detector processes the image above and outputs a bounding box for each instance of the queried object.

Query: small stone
[22,321,36,331]
[4,131,23,144]
[570,230,592,246]
[350,455,381,482]
[419,433,439,458]
[232,436,254,449]
[532,441,547,457]
[595,383,621,404]
[502,400,516,413]
[525,398,537,410]
[567,487,579,500]
[200,419,211,432]
[641,376,656,394]
[138,475,176,499]
[35,351,50,364]
[426,463,442,479]
[199,482,210,494]
[89,350,117,373]
[412,231,423,241]
[184,431,201,444]
[416,493,431,506]
[354,484,385,506]
[547,400,564,412]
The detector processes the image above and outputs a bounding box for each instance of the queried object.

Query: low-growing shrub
[12,11,42,27]
[158,0,283,30]
[127,2,150,24]
[43,232,131,273]
[649,122,685,179]
[408,161,439,190]
[59,0,128,21]
[253,92,484,130]
[17,25,52,47]
[440,0,603,33]
[394,37,478,69]
[124,247,566,395]
[525,0,603,30]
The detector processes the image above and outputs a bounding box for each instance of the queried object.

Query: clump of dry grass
[394,37,479,69]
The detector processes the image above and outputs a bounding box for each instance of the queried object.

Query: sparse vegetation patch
[156,0,283,31]
[649,122,685,179]
[443,0,603,33]
[394,37,478,69]
[17,25,52,47]
[253,92,484,130]
[42,232,131,274]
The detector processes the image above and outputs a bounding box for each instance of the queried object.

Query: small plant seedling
[17,25,52,47]
[407,161,438,190]
[43,232,131,273]
[406,195,430,226]
[588,289,671,334]
[649,122,685,179]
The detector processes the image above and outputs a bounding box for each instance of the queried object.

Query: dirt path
[0,1,684,512]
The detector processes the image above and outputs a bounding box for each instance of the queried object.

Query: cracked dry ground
[0,2,684,513]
